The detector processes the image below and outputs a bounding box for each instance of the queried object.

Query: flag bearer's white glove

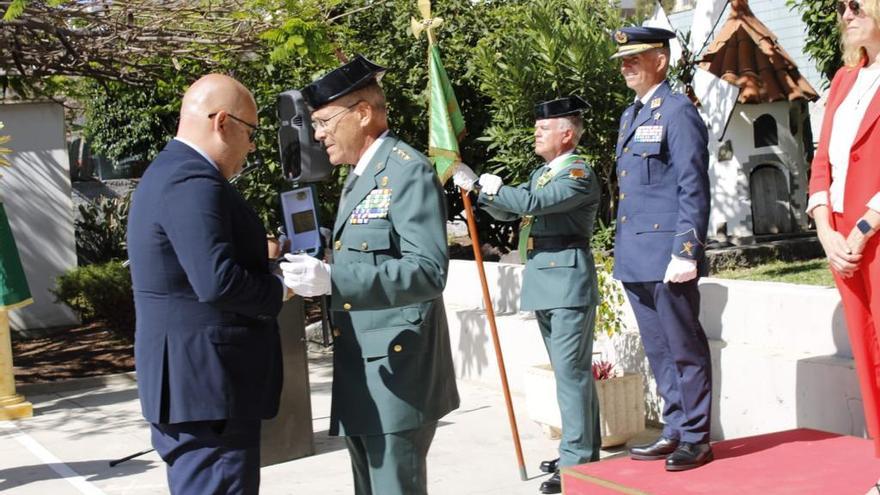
[479,174,503,195]
[452,163,478,191]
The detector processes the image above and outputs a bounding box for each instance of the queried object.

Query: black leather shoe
[539,457,559,473]
[539,471,561,494]
[629,436,679,460]
[665,442,713,471]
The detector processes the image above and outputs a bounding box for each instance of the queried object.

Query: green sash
[0,203,32,311]
[518,154,583,263]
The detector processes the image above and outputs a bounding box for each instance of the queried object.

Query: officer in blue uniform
[611,27,714,471]
[455,96,602,494]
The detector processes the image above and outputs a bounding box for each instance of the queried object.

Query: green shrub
[52,261,134,338]
[595,252,625,338]
[75,193,131,265]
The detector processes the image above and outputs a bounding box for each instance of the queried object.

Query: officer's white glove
[452,163,478,191]
[479,173,503,195]
[663,255,698,284]
[279,253,331,297]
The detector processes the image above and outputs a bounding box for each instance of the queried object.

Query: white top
[352,129,390,176]
[807,66,880,215]
[638,82,663,106]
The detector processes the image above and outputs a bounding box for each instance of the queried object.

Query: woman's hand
[821,228,861,277]
[813,205,862,277]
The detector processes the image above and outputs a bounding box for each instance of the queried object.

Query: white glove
[663,255,698,284]
[279,253,331,297]
[452,163,478,191]
[479,173,503,195]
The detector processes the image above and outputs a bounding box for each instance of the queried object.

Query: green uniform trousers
[345,421,438,495]
[536,305,601,467]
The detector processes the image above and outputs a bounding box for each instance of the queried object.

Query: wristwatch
[857,218,875,235]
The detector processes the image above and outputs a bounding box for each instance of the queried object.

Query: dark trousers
[535,305,601,467]
[624,280,712,444]
[150,419,262,495]
[345,421,438,495]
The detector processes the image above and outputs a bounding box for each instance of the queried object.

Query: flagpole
[412,0,527,480]
[459,190,527,481]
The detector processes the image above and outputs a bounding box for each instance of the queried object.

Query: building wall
[708,101,811,241]
[0,102,79,330]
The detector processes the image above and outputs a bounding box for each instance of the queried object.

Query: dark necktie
[628,100,644,130]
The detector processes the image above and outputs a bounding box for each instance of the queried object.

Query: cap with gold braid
[610,26,676,59]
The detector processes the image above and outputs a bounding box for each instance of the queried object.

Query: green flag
[0,203,32,311]
[427,44,466,185]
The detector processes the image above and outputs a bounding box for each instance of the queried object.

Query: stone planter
[524,364,645,448]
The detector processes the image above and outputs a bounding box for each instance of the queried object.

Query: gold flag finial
[410,0,442,43]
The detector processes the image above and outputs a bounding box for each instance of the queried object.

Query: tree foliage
[788,0,841,87]
[474,0,628,223]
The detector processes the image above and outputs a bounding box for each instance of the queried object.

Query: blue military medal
[351,188,392,224]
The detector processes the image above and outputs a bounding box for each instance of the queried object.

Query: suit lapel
[852,70,880,148]
[333,136,396,236]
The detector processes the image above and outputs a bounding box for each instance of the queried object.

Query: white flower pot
[524,364,645,448]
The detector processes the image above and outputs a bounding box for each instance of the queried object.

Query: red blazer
[810,60,880,228]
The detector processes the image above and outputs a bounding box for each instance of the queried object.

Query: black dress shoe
[539,471,561,494]
[539,457,559,473]
[629,436,679,460]
[665,442,713,471]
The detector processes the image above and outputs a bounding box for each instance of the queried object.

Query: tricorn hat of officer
[534,95,588,119]
[610,26,676,59]
[302,54,387,108]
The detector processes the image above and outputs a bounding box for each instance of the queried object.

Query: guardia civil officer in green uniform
[454,96,601,494]
[280,55,460,495]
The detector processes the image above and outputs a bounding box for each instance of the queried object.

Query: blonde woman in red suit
[809,0,880,459]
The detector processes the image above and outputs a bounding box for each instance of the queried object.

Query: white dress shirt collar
[174,137,219,172]
[352,129,390,176]
[638,82,664,106]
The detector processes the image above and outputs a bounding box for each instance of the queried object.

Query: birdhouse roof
[697,0,818,104]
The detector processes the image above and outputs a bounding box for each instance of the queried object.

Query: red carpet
[561,429,880,494]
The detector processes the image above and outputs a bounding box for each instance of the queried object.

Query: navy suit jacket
[613,81,710,282]
[127,139,284,424]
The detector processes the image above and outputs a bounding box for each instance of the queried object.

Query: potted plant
[591,359,645,448]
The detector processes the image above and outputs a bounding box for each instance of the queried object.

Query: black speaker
[277,89,332,183]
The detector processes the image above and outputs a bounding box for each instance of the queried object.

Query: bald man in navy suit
[128,74,290,494]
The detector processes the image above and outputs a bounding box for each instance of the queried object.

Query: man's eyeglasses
[208,112,261,143]
[311,101,362,132]
[838,0,862,16]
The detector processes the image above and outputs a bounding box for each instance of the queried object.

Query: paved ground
[0,353,656,495]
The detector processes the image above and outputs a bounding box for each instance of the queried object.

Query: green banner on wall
[0,203,32,311]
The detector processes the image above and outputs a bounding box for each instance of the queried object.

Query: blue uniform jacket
[127,140,284,424]
[613,81,710,282]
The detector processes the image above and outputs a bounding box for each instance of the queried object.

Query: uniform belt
[527,236,590,251]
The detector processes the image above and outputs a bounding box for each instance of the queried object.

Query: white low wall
[443,260,866,441]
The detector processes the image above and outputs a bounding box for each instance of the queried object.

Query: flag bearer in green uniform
[454,96,602,494]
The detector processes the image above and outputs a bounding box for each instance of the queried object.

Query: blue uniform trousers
[150,419,261,495]
[623,280,712,443]
[345,421,438,495]
[536,305,601,467]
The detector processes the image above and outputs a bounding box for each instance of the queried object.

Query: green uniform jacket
[328,135,460,436]
[477,157,600,311]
